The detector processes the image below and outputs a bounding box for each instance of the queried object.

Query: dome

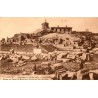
[42,21,49,25]
[42,19,49,25]
[41,20,49,29]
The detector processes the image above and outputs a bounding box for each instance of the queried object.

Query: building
[51,25,72,34]
[41,20,49,30]
[41,20,72,34]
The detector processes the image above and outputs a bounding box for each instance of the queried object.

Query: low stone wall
[0,44,34,52]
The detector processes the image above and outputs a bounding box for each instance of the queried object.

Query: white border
[0,0,98,98]
[0,0,98,17]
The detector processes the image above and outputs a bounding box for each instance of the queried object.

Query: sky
[0,17,98,39]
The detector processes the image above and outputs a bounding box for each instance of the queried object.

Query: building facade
[51,25,72,34]
[41,20,72,34]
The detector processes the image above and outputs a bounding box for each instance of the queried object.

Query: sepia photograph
[0,17,98,80]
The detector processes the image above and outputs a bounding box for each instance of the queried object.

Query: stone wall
[0,44,34,53]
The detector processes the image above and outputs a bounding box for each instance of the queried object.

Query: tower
[41,19,49,30]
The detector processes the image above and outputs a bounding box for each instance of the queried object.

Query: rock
[16,60,27,67]
[31,56,37,61]
[22,55,30,60]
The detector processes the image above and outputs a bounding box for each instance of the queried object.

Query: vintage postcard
[0,17,98,80]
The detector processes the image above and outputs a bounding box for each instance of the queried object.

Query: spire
[45,19,46,22]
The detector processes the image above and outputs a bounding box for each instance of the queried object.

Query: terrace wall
[0,44,34,53]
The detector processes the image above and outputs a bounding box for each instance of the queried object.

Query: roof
[42,21,49,25]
